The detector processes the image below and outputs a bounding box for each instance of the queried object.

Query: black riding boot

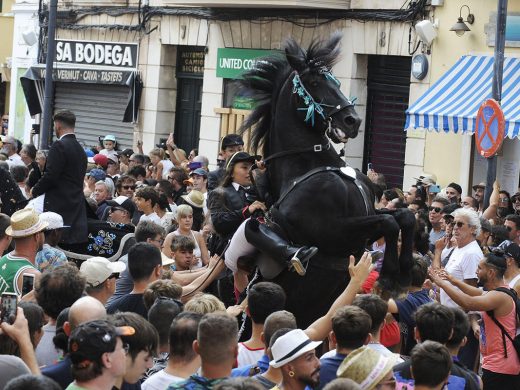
[244,219,318,276]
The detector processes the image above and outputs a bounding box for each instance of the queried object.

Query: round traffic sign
[475,99,505,158]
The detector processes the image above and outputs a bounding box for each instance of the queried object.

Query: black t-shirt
[106,293,148,318]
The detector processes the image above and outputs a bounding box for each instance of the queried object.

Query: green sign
[232,96,256,110]
[216,48,277,79]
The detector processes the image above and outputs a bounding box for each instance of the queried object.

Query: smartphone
[22,273,35,296]
[367,163,373,171]
[429,184,441,193]
[1,293,17,324]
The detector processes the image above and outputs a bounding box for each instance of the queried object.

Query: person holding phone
[0,209,46,296]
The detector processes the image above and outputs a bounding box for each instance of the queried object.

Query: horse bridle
[263,67,354,165]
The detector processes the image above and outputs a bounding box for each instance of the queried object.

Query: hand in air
[348,252,374,285]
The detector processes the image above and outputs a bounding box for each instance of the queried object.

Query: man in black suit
[31,110,87,244]
[207,134,244,191]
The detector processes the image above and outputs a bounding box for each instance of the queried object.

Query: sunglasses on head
[429,206,442,213]
[154,296,184,309]
[122,185,136,190]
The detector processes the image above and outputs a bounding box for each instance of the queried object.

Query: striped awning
[405,55,520,138]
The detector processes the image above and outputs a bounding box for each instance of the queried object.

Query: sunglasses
[450,221,467,228]
[513,198,520,203]
[428,206,442,213]
[122,185,136,190]
[499,198,510,203]
[109,206,127,213]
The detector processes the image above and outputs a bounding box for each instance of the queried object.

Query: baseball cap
[93,154,109,169]
[447,182,462,195]
[87,168,106,182]
[107,154,119,164]
[189,168,208,177]
[103,135,116,142]
[69,320,134,367]
[413,173,437,185]
[221,134,244,149]
[80,257,127,287]
[39,212,70,230]
[270,329,322,368]
[472,182,486,191]
[505,243,520,264]
[106,196,136,216]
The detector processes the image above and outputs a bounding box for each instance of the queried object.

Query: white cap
[39,212,70,230]
[80,257,126,287]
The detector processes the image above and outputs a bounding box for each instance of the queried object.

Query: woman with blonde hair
[149,148,174,180]
[163,204,210,267]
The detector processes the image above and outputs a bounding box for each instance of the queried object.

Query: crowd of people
[0,109,519,390]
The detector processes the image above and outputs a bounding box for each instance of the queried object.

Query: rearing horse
[238,33,415,327]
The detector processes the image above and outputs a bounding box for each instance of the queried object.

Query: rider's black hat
[225,151,261,170]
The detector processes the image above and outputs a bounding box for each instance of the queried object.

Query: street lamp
[450,5,475,36]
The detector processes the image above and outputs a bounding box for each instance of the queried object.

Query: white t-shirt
[440,240,483,308]
[237,342,264,368]
[140,212,161,225]
[141,370,184,390]
[508,274,520,289]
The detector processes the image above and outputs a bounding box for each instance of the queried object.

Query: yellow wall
[0,0,14,111]
[423,0,520,186]
[0,0,14,64]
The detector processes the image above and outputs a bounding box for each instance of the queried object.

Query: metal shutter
[54,82,134,149]
[363,55,411,189]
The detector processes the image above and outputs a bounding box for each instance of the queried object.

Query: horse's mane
[238,33,342,154]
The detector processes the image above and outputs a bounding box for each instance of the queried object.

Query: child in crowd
[99,134,118,161]
[135,186,161,225]
[170,235,196,271]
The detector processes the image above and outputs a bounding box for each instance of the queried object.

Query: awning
[20,64,142,122]
[405,55,520,138]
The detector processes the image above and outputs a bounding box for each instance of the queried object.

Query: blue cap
[84,148,95,157]
[88,169,106,182]
[189,168,208,177]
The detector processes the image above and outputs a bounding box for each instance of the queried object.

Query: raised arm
[305,253,372,341]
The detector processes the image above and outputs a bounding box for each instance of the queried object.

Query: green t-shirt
[0,253,36,295]
[65,383,90,390]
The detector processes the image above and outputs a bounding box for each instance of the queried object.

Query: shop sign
[216,48,277,79]
[55,40,138,69]
[177,47,205,76]
[35,66,133,85]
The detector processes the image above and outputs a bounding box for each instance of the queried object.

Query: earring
[288,371,295,378]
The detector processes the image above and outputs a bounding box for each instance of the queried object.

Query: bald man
[42,296,107,387]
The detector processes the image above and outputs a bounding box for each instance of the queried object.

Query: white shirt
[140,212,161,225]
[141,370,184,390]
[237,342,264,368]
[440,240,483,308]
[508,274,520,289]
[6,153,24,167]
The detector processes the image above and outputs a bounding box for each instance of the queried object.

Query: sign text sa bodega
[56,40,138,69]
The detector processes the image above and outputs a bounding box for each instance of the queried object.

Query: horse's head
[284,33,362,142]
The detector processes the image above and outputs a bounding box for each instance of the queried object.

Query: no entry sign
[475,99,505,158]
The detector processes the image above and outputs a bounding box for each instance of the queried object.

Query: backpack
[486,286,520,359]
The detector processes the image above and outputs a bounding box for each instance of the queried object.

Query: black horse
[238,33,415,327]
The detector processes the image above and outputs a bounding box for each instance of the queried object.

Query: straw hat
[337,346,397,390]
[5,208,48,238]
[181,190,204,209]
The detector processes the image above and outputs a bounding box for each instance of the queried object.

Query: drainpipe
[39,0,58,150]
[484,0,508,210]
